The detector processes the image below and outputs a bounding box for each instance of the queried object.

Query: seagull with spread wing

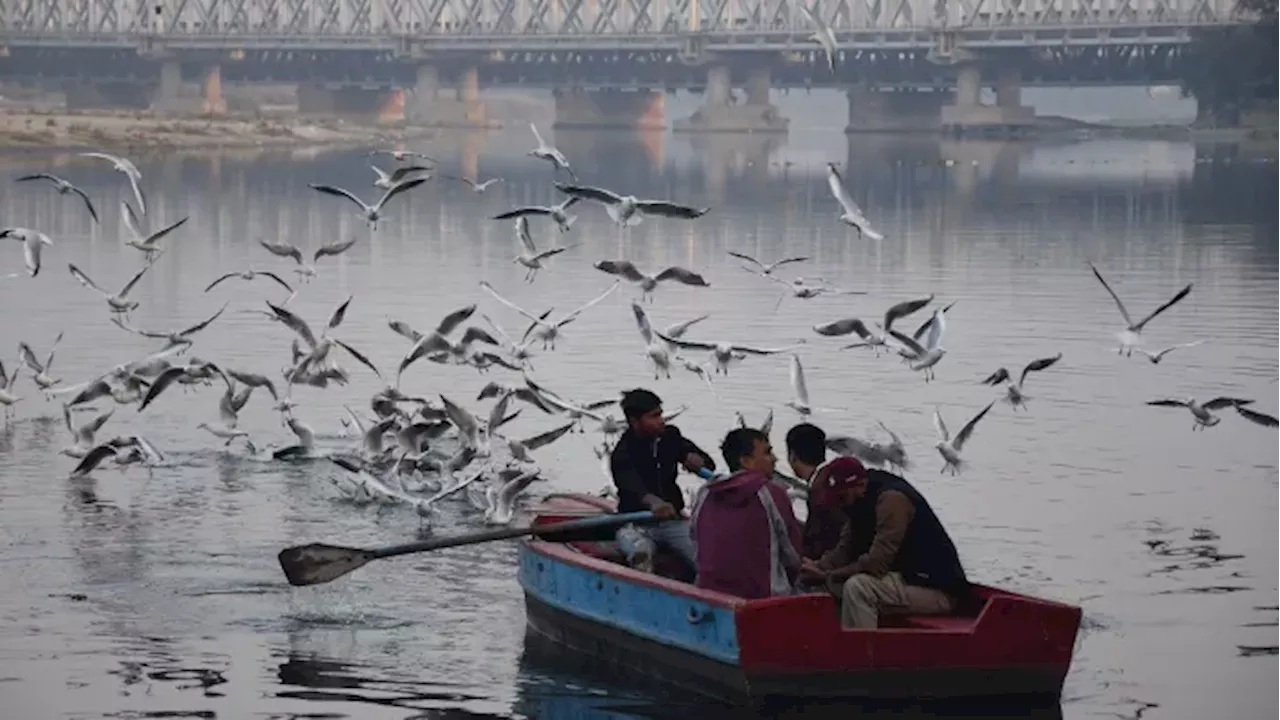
[512,216,571,283]
[528,123,576,179]
[652,329,804,376]
[728,250,810,277]
[445,175,504,194]
[16,173,99,223]
[371,163,430,189]
[593,259,708,303]
[818,294,933,356]
[1,228,54,278]
[980,353,1063,410]
[120,200,188,257]
[934,401,996,475]
[112,303,228,348]
[480,280,619,350]
[68,251,164,314]
[1088,262,1193,356]
[554,182,710,227]
[79,151,146,216]
[798,2,838,71]
[826,163,883,240]
[492,195,580,234]
[309,176,427,229]
[1145,396,1262,431]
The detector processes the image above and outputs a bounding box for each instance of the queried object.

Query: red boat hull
[523,493,1082,701]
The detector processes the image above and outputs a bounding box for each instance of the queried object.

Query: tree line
[1180,0,1278,125]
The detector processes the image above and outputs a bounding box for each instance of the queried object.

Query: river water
[0,126,1275,720]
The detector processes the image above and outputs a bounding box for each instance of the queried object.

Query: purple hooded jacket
[689,470,804,599]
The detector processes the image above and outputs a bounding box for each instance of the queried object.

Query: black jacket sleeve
[675,429,717,472]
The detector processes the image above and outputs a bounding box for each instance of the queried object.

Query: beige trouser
[839,572,953,629]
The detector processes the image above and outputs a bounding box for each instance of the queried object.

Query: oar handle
[370,510,657,561]
[697,467,719,480]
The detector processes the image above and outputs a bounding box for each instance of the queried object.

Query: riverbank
[0,108,437,152]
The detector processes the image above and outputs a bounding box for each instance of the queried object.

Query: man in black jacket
[610,388,716,573]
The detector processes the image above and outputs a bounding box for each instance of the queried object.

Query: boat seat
[903,615,974,632]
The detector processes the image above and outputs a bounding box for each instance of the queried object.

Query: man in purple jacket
[689,428,804,599]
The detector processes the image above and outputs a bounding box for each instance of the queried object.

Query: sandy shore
[0,108,436,152]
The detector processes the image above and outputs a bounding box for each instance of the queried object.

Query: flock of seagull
[2,123,1277,537]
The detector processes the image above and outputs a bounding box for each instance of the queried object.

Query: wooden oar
[277,510,657,587]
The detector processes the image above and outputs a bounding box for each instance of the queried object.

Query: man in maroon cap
[784,423,869,560]
[786,423,970,629]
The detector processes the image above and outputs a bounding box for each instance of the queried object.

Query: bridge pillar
[845,85,946,133]
[674,64,788,134]
[940,62,1035,137]
[151,59,184,112]
[202,64,227,115]
[405,63,492,128]
[552,88,666,130]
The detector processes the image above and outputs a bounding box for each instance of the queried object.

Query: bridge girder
[0,0,1248,41]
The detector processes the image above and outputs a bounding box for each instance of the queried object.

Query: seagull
[653,330,803,375]
[205,268,294,297]
[18,332,64,390]
[1,228,54,278]
[896,301,958,363]
[372,164,429,189]
[111,303,227,348]
[138,360,226,412]
[397,325,500,379]
[444,175,504,193]
[511,216,571,283]
[1235,405,1280,429]
[632,302,673,379]
[313,237,358,263]
[593,260,709,303]
[197,421,256,452]
[889,305,950,382]
[933,401,996,475]
[68,438,147,477]
[728,251,809,277]
[768,275,866,309]
[1088,262,1193,356]
[484,468,542,525]
[68,252,163,314]
[785,354,816,416]
[15,173,99,223]
[267,298,383,383]
[79,151,146,216]
[1145,396,1256,431]
[500,422,576,465]
[798,2,838,71]
[492,195,580,234]
[826,163,883,240]
[480,312,540,369]
[820,295,933,356]
[554,183,710,227]
[60,405,114,459]
[258,239,315,282]
[273,411,317,460]
[528,123,576,179]
[309,177,427,229]
[0,361,20,419]
[980,353,1063,410]
[367,149,437,163]
[1134,340,1205,365]
[120,201,188,256]
[480,280,619,351]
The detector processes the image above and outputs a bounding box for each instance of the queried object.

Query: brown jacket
[815,490,915,582]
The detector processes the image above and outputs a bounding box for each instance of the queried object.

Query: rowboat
[518,492,1082,703]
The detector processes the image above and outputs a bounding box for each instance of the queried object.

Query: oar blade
[278,543,374,587]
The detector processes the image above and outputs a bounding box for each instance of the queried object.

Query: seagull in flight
[979,353,1063,410]
[309,177,427,229]
[444,175,504,194]
[785,354,841,416]
[818,294,933,355]
[371,164,430,190]
[511,216,571,283]
[120,200,188,257]
[728,251,809,277]
[204,268,295,297]
[1145,396,1260,431]
[826,163,883,240]
[653,330,803,376]
[492,195,580,234]
[889,305,950,382]
[112,303,228,348]
[480,280,619,350]
[80,151,146,216]
[68,252,164,314]
[16,173,99,223]
[798,2,838,71]
[528,123,576,179]
[554,183,710,227]
[1,228,54,278]
[593,260,709,303]
[367,149,437,163]
[934,401,996,475]
[1134,341,1205,365]
[1088,262,1193,356]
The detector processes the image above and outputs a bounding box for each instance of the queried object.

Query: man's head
[785,423,827,478]
[720,428,776,476]
[620,388,664,437]
[813,456,870,507]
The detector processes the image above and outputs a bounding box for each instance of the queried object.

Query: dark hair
[721,427,768,472]
[620,388,662,421]
[785,423,826,466]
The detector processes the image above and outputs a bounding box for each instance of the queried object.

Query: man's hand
[798,559,828,584]
[648,500,677,520]
[681,452,705,473]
